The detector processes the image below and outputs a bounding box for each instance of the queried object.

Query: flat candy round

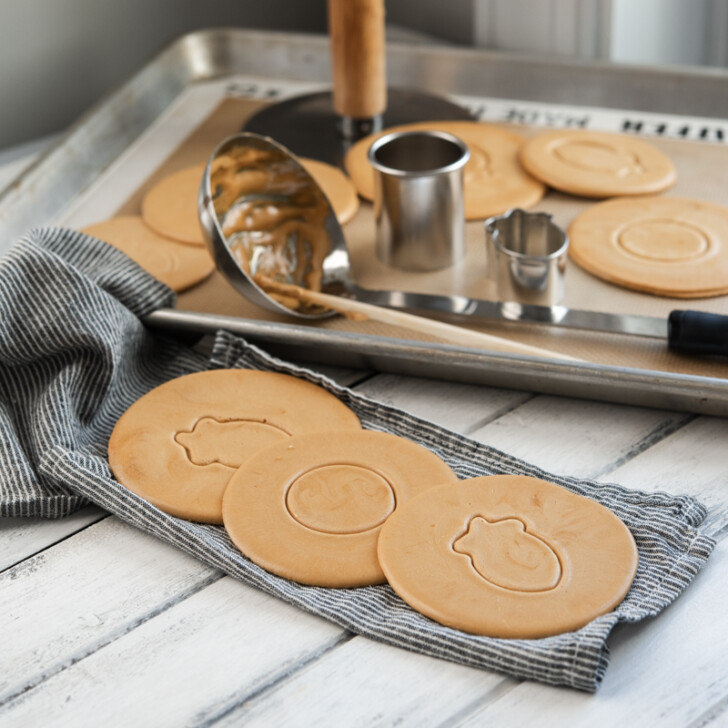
[82,215,215,291]
[141,164,208,245]
[344,121,546,220]
[569,196,728,297]
[520,129,676,198]
[108,370,361,524]
[377,475,638,639]
[222,430,458,587]
[299,157,359,225]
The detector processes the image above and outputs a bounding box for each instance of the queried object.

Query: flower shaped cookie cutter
[484,208,569,306]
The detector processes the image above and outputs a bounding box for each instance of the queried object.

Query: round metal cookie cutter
[484,209,569,306]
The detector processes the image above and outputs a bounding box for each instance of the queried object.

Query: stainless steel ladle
[198,132,494,324]
[199,132,353,320]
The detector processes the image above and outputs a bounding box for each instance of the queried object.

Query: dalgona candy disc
[222,430,458,587]
[378,474,638,639]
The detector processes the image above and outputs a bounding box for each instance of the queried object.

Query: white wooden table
[1,158,727,727]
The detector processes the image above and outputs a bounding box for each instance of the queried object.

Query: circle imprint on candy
[519,129,676,198]
[617,219,709,262]
[568,196,728,297]
[286,464,396,534]
[222,430,458,587]
[81,215,215,291]
[344,120,545,220]
[108,369,362,524]
[141,164,208,245]
[377,475,638,639]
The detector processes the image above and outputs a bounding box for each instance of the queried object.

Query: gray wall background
[0,1,328,149]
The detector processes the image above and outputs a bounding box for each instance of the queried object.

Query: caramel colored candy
[378,475,638,639]
[569,196,728,297]
[108,370,361,524]
[141,164,208,245]
[299,157,359,225]
[520,129,676,198]
[344,121,545,220]
[82,215,214,292]
[222,431,458,587]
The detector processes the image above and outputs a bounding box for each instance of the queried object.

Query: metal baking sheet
[2,28,728,415]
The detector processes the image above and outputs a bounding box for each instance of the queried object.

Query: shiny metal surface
[243,89,472,166]
[182,30,728,120]
[484,209,569,306]
[338,113,384,142]
[199,133,340,319]
[374,294,664,345]
[142,309,726,416]
[369,130,469,271]
[352,289,669,338]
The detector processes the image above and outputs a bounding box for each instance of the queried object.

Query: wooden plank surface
[601,416,728,536]
[225,637,512,728]
[0,506,105,572]
[0,517,221,705]
[0,578,344,728]
[467,395,692,479]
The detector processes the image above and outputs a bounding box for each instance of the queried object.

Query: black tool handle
[668,310,728,356]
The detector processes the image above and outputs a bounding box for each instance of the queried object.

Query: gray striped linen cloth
[0,227,715,692]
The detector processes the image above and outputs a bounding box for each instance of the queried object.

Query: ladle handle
[668,310,728,356]
[327,0,387,124]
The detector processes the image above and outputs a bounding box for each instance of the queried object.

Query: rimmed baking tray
[2,28,728,415]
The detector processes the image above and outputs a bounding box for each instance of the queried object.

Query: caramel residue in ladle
[210,144,334,314]
[253,274,368,322]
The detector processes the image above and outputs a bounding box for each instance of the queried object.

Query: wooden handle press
[327,0,387,120]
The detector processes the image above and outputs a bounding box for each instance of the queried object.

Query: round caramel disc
[344,121,546,220]
[569,196,728,297]
[141,164,208,245]
[81,215,215,292]
[222,431,458,587]
[108,370,361,524]
[299,158,359,225]
[378,475,638,639]
[519,129,676,198]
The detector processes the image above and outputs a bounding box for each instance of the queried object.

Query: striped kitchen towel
[0,227,715,692]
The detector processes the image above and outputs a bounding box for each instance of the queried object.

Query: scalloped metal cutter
[484,208,569,307]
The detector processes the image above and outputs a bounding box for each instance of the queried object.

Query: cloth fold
[0,227,715,691]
